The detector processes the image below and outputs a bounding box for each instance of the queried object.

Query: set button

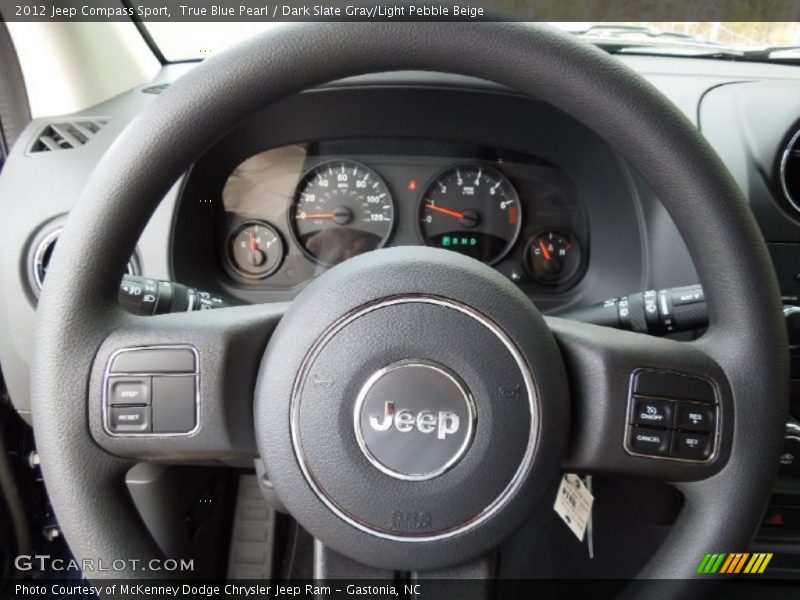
[671,431,713,460]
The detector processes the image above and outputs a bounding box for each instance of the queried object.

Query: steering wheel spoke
[88,303,286,461]
[548,317,733,482]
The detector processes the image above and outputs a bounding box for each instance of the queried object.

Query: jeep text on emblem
[354,360,476,481]
[369,401,461,439]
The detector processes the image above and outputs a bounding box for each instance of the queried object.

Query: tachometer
[291,160,394,266]
[418,164,521,265]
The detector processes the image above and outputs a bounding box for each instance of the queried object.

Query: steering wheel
[32,22,788,593]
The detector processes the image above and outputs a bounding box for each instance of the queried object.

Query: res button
[675,403,714,433]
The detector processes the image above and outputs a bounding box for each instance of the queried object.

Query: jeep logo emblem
[354,360,475,481]
[369,402,460,439]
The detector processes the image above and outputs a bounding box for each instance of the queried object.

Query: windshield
[145,21,800,63]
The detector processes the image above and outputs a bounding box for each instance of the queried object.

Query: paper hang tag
[553,473,594,542]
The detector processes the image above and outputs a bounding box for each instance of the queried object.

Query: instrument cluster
[217,139,587,292]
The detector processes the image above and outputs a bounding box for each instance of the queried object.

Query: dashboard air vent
[142,83,169,94]
[781,128,800,213]
[29,119,109,153]
[29,226,137,295]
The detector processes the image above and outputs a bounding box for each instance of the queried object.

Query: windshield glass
[145,21,800,63]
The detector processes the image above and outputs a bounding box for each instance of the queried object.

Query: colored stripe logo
[697,552,773,574]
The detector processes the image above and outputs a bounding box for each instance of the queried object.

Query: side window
[0,21,32,171]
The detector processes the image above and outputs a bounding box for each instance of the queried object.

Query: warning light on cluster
[408,179,417,192]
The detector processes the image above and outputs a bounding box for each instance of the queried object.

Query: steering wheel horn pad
[256,247,568,566]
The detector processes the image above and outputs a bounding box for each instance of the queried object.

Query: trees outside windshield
[145,21,800,62]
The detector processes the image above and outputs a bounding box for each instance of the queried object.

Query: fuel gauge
[524,229,581,285]
[227,220,284,279]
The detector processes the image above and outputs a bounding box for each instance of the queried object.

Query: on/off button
[631,398,674,428]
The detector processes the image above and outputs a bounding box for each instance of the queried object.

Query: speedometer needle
[424,203,465,219]
[296,206,354,225]
[296,212,337,220]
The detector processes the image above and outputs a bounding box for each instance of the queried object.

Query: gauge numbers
[291,160,395,266]
[418,164,522,265]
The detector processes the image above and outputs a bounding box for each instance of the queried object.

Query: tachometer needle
[425,203,465,219]
[539,240,552,261]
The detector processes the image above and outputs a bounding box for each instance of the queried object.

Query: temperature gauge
[227,220,284,279]
[524,229,581,285]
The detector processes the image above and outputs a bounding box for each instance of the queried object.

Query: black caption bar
[4,578,709,599]
[2,0,800,22]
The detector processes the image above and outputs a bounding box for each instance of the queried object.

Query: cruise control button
[631,398,674,428]
[628,427,671,456]
[109,406,151,433]
[676,403,714,432]
[670,432,712,460]
[108,377,150,405]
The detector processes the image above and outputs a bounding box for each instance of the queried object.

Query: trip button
[675,403,714,433]
[628,426,671,456]
[671,432,712,460]
[631,398,674,428]
[108,377,150,406]
[109,406,151,433]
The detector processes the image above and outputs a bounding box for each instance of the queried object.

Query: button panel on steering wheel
[625,369,719,462]
[103,345,199,436]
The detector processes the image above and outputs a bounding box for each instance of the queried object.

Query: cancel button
[631,398,674,428]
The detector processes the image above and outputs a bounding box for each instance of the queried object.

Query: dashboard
[172,84,643,310]
[188,139,586,293]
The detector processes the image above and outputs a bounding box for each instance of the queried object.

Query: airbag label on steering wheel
[553,474,594,541]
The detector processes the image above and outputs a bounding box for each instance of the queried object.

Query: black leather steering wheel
[31,22,788,594]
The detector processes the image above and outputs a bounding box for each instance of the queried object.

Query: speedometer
[291,160,394,266]
[418,164,522,265]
